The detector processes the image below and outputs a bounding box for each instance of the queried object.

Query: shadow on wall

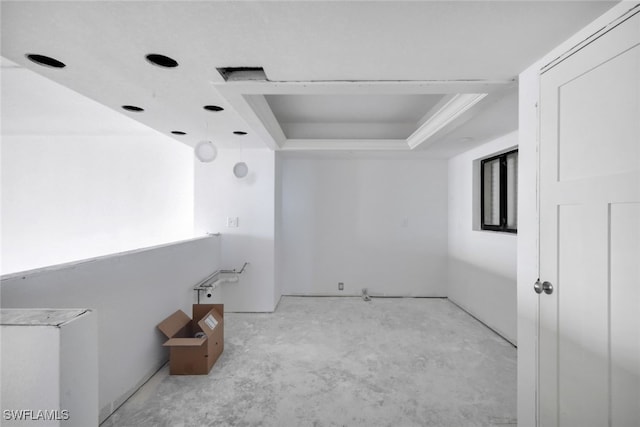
[448,257,517,344]
[215,233,277,312]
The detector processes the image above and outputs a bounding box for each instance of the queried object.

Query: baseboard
[281,293,448,298]
[447,298,516,347]
[99,361,167,425]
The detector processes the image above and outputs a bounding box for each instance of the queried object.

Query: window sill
[473,228,518,236]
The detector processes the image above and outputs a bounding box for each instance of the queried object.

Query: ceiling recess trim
[406,93,487,150]
[281,139,409,151]
[214,80,510,151]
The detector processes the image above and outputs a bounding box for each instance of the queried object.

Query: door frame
[517,3,640,426]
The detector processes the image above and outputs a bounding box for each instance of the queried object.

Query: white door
[538,9,640,427]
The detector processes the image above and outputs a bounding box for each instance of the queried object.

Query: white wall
[194,149,277,312]
[0,235,221,424]
[516,4,634,426]
[278,154,448,296]
[447,131,518,344]
[1,309,98,427]
[274,153,284,308]
[1,135,195,275]
[1,65,195,275]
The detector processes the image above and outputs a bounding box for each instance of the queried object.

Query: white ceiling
[267,94,443,124]
[267,94,445,139]
[1,57,158,137]
[0,1,618,157]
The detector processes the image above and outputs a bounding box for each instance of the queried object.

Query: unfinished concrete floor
[102,297,516,427]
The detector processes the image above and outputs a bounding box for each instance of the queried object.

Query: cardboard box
[157,304,224,375]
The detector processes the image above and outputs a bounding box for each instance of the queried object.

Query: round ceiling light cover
[194,141,218,163]
[233,162,249,178]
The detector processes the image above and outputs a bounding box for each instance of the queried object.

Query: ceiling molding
[243,95,286,149]
[215,80,508,151]
[406,93,488,150]
[281,139,409,151]
[215,79,513,95]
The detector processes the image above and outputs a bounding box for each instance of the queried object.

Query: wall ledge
[1,234,220,282]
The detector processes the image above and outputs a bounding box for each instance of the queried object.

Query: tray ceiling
[0,1,618,156]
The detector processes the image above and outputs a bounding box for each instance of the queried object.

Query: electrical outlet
[226,217,239,228]
[338,282,344,291]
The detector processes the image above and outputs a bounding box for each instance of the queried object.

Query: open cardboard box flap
[157,310,191,339]
[197,308,222,338]
[163,337,206,347]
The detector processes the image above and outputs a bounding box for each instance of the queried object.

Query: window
[481,149,518,233]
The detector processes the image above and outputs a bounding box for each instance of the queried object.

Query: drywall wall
[0,235,221,423]
[194,149,277,312]
[278,154,448,296]
[0,64,194,275]
[1,322,63,424]
[274,153,284,308]
[447,131,518,344]
[1,309,98,427]
[1,135,195,275]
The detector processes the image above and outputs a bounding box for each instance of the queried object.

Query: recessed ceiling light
[122,105,144,112]
[25,53,66,68]
[146,53,178,68]
[204,105,224,112]
[171,131,187,135]
[233,131,248,135]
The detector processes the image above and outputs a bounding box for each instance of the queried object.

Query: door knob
[534,280,543,294]
[534,280,554,295]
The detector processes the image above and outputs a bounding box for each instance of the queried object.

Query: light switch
[226,217,239,228]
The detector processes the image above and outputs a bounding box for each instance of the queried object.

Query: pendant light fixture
[195,140,217,162]
[233,162,249,178]
[233,134,249,178]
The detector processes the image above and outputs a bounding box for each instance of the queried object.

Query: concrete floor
[102,297,516,427]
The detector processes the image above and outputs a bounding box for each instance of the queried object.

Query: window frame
[480,148,518,234]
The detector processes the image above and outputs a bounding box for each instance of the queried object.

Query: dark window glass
[481,149,518,233]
